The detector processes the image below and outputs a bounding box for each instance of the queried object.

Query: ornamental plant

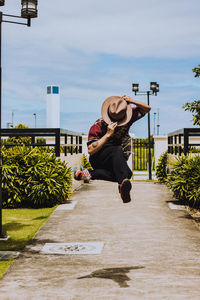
[82,153,93,170]
[2,145,72,208]
[155,151,168,183]
[5,123,32,145]
[167,154,200,208]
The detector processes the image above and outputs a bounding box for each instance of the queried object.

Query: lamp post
[33,113,36,128]
[0,1,38,239]
[132,82,159,180]
[11,110,15,127]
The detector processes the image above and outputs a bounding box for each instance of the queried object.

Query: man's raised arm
[122,95,151,114]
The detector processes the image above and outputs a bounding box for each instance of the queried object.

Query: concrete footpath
[0,181,200,300]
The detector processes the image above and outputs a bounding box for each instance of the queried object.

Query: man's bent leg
[89,149,117,182]
[110,146,132,203]
[89,146,132,203]
[111,146,132,184]
[90,169,117,182]
[90,146,132,184]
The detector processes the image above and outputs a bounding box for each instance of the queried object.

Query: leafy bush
[82,154,93,170]
[36,137,46,145]
[5,124,32,146]
[167,154,200,208]
[2,145,72,208]
[189,146,200,153]
[155,151,168,182]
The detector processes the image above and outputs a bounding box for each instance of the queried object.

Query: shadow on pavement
[77,266,145,288]
[166,200,184,205]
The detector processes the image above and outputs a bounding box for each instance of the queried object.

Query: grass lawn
[0,260,14,278]
[0,206,56,278]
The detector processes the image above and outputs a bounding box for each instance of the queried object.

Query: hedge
[167,154,200,207]
[155,151,168,183]
[2,145,72,208]
[156,152,200,208]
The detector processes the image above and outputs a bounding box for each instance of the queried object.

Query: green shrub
[155,151,168,182]
[189,146,200,153]
[82,154,93,170]
[2,145,72,208]
[5,124,32,146]
[36,137,46,145]
[167,154,200,208]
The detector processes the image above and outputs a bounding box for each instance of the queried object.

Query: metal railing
[132,138,154,170]
[0,128,82,157]
[168,128,200,155]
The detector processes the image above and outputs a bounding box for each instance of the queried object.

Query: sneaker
[74,168,91,182]
[119,179,132,203]
[74,168,84,181]
[82,169,91,183]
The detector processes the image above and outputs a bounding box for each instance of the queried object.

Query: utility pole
[132,82,159,180]
[153,112,156,135]
[157,108,160,136]
[33,113,37,128]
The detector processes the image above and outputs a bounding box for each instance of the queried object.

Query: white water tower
[46,85,60,128]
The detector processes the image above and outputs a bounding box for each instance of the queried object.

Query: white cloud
[1,0,200,135]
[3,0,200,58]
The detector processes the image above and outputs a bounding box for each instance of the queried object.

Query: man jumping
[75,95,151,203]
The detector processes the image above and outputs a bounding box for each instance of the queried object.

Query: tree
[4,123,46,146]
[182,65,200,126]
[192,65,200,77]
[6,123,31,145]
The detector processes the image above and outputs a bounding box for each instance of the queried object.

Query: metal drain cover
[41,242,104,255]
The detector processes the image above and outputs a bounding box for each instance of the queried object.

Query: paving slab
[0,251,20,261]
[0,181,200,300]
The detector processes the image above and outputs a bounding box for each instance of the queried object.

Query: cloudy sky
[1,0,200,137]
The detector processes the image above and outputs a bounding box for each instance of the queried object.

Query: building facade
[46,85,60,128]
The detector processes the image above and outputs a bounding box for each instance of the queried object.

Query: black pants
[89,146,132,184]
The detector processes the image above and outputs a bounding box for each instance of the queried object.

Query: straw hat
[101,96,132,126]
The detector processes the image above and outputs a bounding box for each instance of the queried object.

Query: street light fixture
[21,0,38,19]
[0,1,38,239]
[132,83,139,93]
[150,82,159,95]
[132,82,159,180]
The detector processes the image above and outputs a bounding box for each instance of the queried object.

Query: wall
[154,136,168,166]
[82,135,88,155]
[60,153,83,191]
[154,135,200,166]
